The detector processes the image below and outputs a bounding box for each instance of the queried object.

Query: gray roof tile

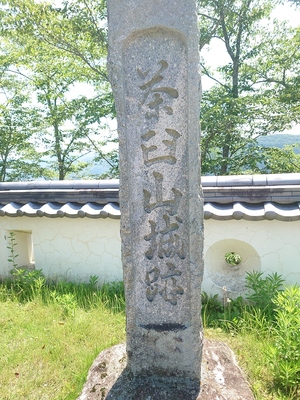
[1,174,300,220]
[0,201,120,219]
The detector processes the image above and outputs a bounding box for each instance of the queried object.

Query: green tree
[0,74,50,181]
[261,145,300,173]
[0,0,117,180]
[200,87,267,175]
[1,35,96,179]
[198,0,299,175]
[252,22,300,125]
[0,0,108,80]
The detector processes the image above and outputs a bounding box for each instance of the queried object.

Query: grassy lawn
[0,299,125,400]
[1,270,299,399]
[0,273,126,400]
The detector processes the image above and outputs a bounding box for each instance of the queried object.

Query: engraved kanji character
[137,60,178,118]
[141,129,180,166]
[145,266,160,302]
[144,215,186,260]
[160,262,182,279]
[143,171,182,215]
[144,219,157,260]
[159,214,185,259]
[159,276,184,305]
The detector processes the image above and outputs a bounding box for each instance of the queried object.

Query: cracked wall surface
[0,217,122,283]
[1,217,300,294]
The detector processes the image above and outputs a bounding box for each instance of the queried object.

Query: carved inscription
[138,58,185,306]
[144,215,185,260]
[145,265,184,305]
[143,172,182,215]
[138,60,179,119]
[141,129,180,166]
[122,29,189,317]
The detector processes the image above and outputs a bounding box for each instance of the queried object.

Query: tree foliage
[0,0,117,181]
[0,72,49,181]
[261,145,300,173]
[198,0,300,175]
[0,0,299,180]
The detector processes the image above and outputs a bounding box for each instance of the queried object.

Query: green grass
[1,270,299,399]
[0,300,125,400]
[0,275,126,400]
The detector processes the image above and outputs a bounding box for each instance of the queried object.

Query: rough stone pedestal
[77,340,255,400]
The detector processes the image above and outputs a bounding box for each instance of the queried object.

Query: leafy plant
[10,268,45,301]
[51,291,78,318]
[88,275,98,290]
[245,271,284,319]
[201,291,223,327]
[7,231,45,300]
[201,290,246,330]
[223,295,245,319]
[225,251,242,266]
[266,285,300,397]
[7,231,18,270]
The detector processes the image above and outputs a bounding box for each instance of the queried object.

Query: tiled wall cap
[201,176,217,186]
[216,175,253,187]
[1,174,300,191]
[252,175,267,186]
[267,174,300,186]
[202,173,300,187]
[0,180,120,191]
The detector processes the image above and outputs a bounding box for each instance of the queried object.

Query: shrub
[224,251,242,266]
[10,268,46,301]
[266,285,300,397]
[245,271,284,319]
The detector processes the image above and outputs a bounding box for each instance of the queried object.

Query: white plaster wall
[1,216,300,295]
[0,217,122,284]
[203,219,300,298]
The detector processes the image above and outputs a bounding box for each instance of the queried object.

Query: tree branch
[200,63,230,90]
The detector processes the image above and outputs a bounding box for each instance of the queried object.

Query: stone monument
[106,0,203,397]
[77,1,255,399]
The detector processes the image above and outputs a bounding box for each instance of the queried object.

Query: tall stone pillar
[107,0,203,395]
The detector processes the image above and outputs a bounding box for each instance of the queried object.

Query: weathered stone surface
[200,340,254,400]
[77,340,255,400]
[107,0,203,390]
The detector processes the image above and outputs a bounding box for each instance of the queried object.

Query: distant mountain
[38,152,112,179]
[68,153,112,178]
[257,134,300,149]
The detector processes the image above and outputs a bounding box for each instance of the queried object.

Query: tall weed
[51,291,78,318]
[9,268,46,301]
[7,231,18,269]
[201,291,223,328]
[1,271,125,314]
[245,271,284,319]
[266,285,300,398]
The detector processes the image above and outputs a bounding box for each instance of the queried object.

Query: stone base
[77,340,254,400]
